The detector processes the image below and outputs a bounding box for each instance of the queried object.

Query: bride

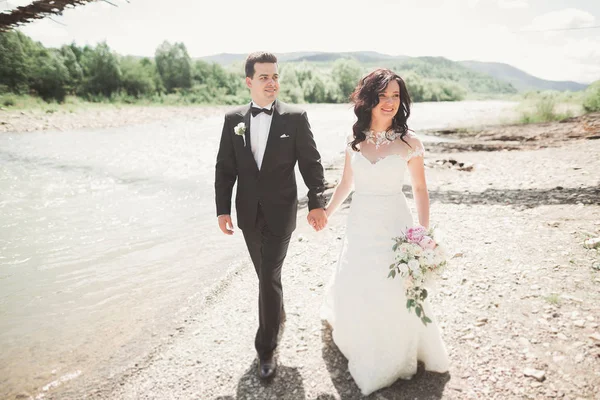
[321,68,450,395]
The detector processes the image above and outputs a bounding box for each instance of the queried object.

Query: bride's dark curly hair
[350,68,412,152]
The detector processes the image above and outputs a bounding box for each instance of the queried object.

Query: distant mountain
[381,56,517,95]
[197,53,246,64]
[288,51,402,63]
[197,52,586,94]
[198,51,400,64]
[459,60,588,92]
[198,52,322,64]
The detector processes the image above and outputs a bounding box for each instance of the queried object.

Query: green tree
[324,77,343,103]
[332,58,362,101]
[294,62,314,87]
[424,79,467,102]
[120,56,157,97]
[403,72,426,102]
[0,31,30,93]
[583,80,600,112]
[279,66,304,103]
[30,50,70,101]
[80,42,122,97]
[192,60,212,84]
[155,41,192,92]
[58,45,83,93]
[302,75,326,103]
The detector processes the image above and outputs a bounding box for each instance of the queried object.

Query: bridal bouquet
[388,225,448,326]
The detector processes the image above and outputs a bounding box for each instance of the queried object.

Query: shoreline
[0,104,230,133]
[0,100,521,135]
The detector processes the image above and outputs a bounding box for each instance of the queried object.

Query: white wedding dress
[321,132,449,396]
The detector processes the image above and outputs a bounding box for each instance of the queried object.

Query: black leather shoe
[258,356,276,379]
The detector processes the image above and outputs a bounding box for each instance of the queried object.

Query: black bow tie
[251,106,273,117]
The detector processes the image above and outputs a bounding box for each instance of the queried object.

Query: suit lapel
[260,100,285,173]
[240,105,258,173]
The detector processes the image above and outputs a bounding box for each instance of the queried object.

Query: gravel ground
[0,105,226,133]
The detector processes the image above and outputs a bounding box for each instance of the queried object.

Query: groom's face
[246,62,279,107]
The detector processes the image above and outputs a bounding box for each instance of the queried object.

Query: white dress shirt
[250,101,274,170]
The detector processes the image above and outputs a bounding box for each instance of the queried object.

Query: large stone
[524,368,546,382]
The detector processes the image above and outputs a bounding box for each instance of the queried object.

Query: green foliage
[582,80,600,112]
[30,49,70,101]
[519,93,574,123]
[80,42,122,97]
[279,65,304,103]
[302,75,327,103]
[332,58,362,101]
[404,72,466,102]
[279,63,343,103]
[120,56,157,97]
[0,93,53,109]
[518,89,585,104]
[544,294,561,305]
[3,32,581,107]
[155,41,192,93]
[1,93,16,107]
[0,31,30,93]
[59,45,83,91]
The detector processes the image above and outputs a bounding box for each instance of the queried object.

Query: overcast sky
[3,0,599,83]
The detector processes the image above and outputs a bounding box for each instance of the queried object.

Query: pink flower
[405,226,427,243]
[419,236,436,250]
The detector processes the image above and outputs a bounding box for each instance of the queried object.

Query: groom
[214,52,328,379]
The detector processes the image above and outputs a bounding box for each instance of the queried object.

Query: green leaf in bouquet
[392,243,399,251]
[423,316,432,324]
[389,263,396,269]
[416,306,422,317]
[421,289,428,300]
[388,270,396,279]
[406,299,415,308]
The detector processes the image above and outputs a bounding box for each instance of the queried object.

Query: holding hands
[307,208,328,232]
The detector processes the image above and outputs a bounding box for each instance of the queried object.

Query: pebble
[573,320,586,328]
[524,368,546,382]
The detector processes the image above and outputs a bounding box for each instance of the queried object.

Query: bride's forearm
[413,187,430,228]
[326,182,353,217]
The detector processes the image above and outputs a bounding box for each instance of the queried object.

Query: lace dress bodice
[348,131,425,196]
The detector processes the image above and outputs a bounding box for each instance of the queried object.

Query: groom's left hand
[307,208,327,232]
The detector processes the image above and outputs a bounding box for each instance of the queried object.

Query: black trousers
[242,206,292,359]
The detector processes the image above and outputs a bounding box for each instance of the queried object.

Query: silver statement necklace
[365,130,400,149]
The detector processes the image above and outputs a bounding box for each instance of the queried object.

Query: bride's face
[371,80,400,123]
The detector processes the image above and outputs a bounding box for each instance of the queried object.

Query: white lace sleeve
[405,133,425,161]
[345,134,355,153]
[406,145,425,161]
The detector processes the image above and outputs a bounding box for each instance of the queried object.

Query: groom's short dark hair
[245,52,278,78]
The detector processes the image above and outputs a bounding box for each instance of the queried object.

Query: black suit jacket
[215,100,326,236]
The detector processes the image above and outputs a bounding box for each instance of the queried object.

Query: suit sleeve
[296,111,326,210]
[215,115,237,216]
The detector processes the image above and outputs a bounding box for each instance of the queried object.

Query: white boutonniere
[234,122,246,146]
